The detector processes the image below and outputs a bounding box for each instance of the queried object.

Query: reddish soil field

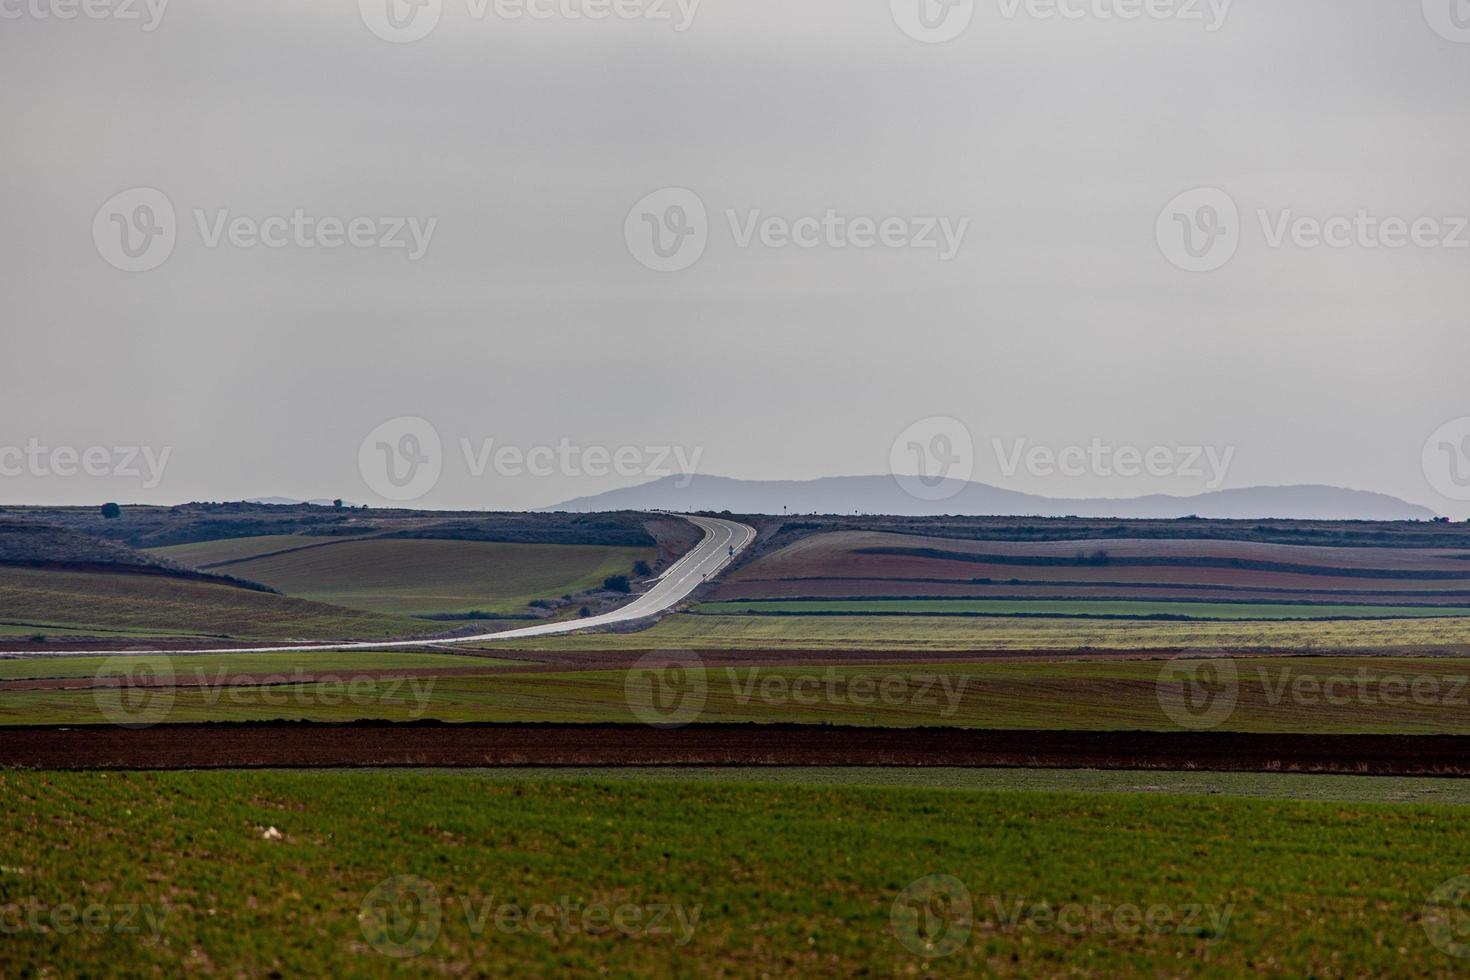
[713,578,1470,604]
[7,722,1470,774]
[719,531,1470,602]
[736,532,1470,572]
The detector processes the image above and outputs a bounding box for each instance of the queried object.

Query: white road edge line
[1,514,757,659]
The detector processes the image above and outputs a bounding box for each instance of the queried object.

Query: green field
[697,598,1470,620]
[487,610,1470,653]
[2,770,1469,975]
[147,534,376,568]
[0,566,428,642]
[0,650,504,682]
[216,539,654,616]
[12,655,1470,733]
[394,765,1470,805]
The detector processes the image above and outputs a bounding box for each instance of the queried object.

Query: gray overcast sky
[3,0,1469,514]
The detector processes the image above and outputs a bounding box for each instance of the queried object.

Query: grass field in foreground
[697,598,1470,620]
[2,770,1469,976]
[400,766,1470,805]
[217,539,655,616]
[490,611,1470,653]
[0,566,428,641]
[12,656,1470,732]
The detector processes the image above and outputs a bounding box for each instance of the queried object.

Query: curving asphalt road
[7,515,756,657]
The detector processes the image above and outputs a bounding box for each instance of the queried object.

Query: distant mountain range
[246,497,359,508]
[545,475,1439,521]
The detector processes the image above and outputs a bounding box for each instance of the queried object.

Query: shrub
[100,503,122,519]
[633,560,653,577]
[603,575,631,594]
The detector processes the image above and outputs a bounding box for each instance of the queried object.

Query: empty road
[5,515,756,657]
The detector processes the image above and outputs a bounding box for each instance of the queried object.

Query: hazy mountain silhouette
[546,475,1438,521]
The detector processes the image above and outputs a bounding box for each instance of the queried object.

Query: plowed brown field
[7,721,1470,775]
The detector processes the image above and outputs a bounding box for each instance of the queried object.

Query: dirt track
[6,722,1470,775]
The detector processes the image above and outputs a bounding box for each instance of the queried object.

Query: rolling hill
[547,475,1438,521]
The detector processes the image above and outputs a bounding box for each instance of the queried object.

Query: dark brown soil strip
[6,722,1470,775]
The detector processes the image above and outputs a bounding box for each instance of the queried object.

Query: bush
[100,503,122,519]
[578,606,592,618]
[603,575,631,594]
[633,560,653,577]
